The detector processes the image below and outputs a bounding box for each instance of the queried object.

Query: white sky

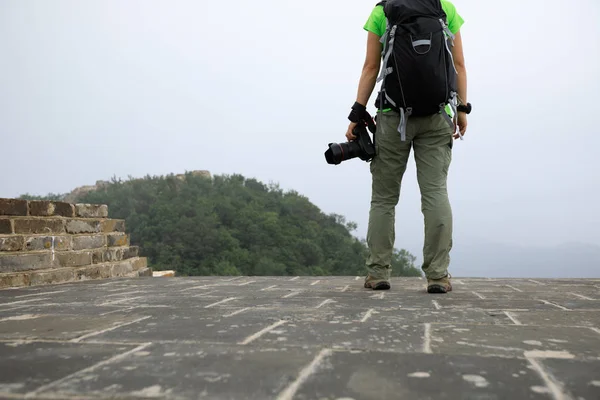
[1,0,599,261]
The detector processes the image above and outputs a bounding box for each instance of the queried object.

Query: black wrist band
[457,102,472,114]
[348,102,367,123]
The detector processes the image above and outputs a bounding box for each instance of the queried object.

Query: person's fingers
[453,128,466,139]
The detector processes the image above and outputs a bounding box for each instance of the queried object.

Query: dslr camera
[325,102,377,165]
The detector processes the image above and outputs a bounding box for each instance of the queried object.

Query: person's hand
[346,122,358,141]
[454,112,468,139]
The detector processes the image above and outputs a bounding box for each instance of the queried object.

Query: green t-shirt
[364,1,464,38]
[363,1,465,113]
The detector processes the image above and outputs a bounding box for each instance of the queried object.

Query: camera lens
[324,141,362,165]
[325,143,345,165]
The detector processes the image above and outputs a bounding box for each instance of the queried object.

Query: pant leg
[412,114,454,280]
[365,111,413,280]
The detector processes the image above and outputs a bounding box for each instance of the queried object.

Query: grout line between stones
[24,342,152,398]
[238,320,287,345]
[588,327,600,335]
[99,306,136,316]
[505,285,523,292]
[204,297,238,308]
[70,316,151,343]
[568,292,594,300]
[98,296,144,307]
[282,290,302,299]
[359,309,375,323]
[528,279,546,285]
[525,356,573,400]
[315,299,334,309]
[503,311,522,325]
[539,300,570,311]
[0,298,51,308]
[423,323,432,354]
[275,348,332,400]
[223,307,251,318]
[14,290,68,299]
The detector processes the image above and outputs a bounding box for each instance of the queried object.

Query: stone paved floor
[0,276,599,399]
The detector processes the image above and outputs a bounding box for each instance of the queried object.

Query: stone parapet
[0,198,151,288]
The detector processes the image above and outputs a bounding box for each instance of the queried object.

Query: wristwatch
[457,102,472,114]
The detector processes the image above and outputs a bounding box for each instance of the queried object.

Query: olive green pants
[366,111,454,281]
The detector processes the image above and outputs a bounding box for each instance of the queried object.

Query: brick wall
[0,198,151,289]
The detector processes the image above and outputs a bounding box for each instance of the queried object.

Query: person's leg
[412,114,454,291]
[365,111,413,289]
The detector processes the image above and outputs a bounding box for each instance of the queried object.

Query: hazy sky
[1,0,599,260]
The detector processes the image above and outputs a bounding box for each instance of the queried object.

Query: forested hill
[21,173,421,277]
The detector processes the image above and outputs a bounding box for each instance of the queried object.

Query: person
[347,0,469,293]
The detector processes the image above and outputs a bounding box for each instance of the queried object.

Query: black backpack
[375,0,458,140]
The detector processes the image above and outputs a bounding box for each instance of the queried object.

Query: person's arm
[346,32,382,141]
[452,31,467,106]
[356,32,382,106]
[452,30,468,137]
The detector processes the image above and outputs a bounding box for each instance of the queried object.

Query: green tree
[48,171,423,277]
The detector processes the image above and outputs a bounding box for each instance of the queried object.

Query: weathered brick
[72,235,106,251]
[0,198,28,216]
[92,250,104,264]
[0,252,53,273]
[75,204,108,218]
[14,218,65,234]
[103,248,124,262]
[0,236,24,251]
[0,272,30,288]
[29,201,74,217]
[107,233,129,247]
[130,257,147,271]
[0,219,13,234]
[123,246,139,259]
[66,219,101,234]
[137,267,153,277]
[111,260,134,277]
[25,236,71,251]
[75,264,112,280]
[55,251,93,268]
[29,268,75,286]
[101,219,126,233]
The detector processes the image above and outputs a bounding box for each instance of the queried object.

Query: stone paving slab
[34,344,320,400]
[541,358,600,399]
[0,341,138,396]
[428,298,562,311]
[0,276,599,399]
[293,352,552,400]
[547,299,600,310]
[252,320,425,353]
[369,308,513,325]
[0,314,145,341]
[430,324,600,360]
[511,310,600,328]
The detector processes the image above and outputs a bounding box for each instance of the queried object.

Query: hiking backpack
[375,0,459,140]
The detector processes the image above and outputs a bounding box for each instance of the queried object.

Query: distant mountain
[449,241,600,278]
